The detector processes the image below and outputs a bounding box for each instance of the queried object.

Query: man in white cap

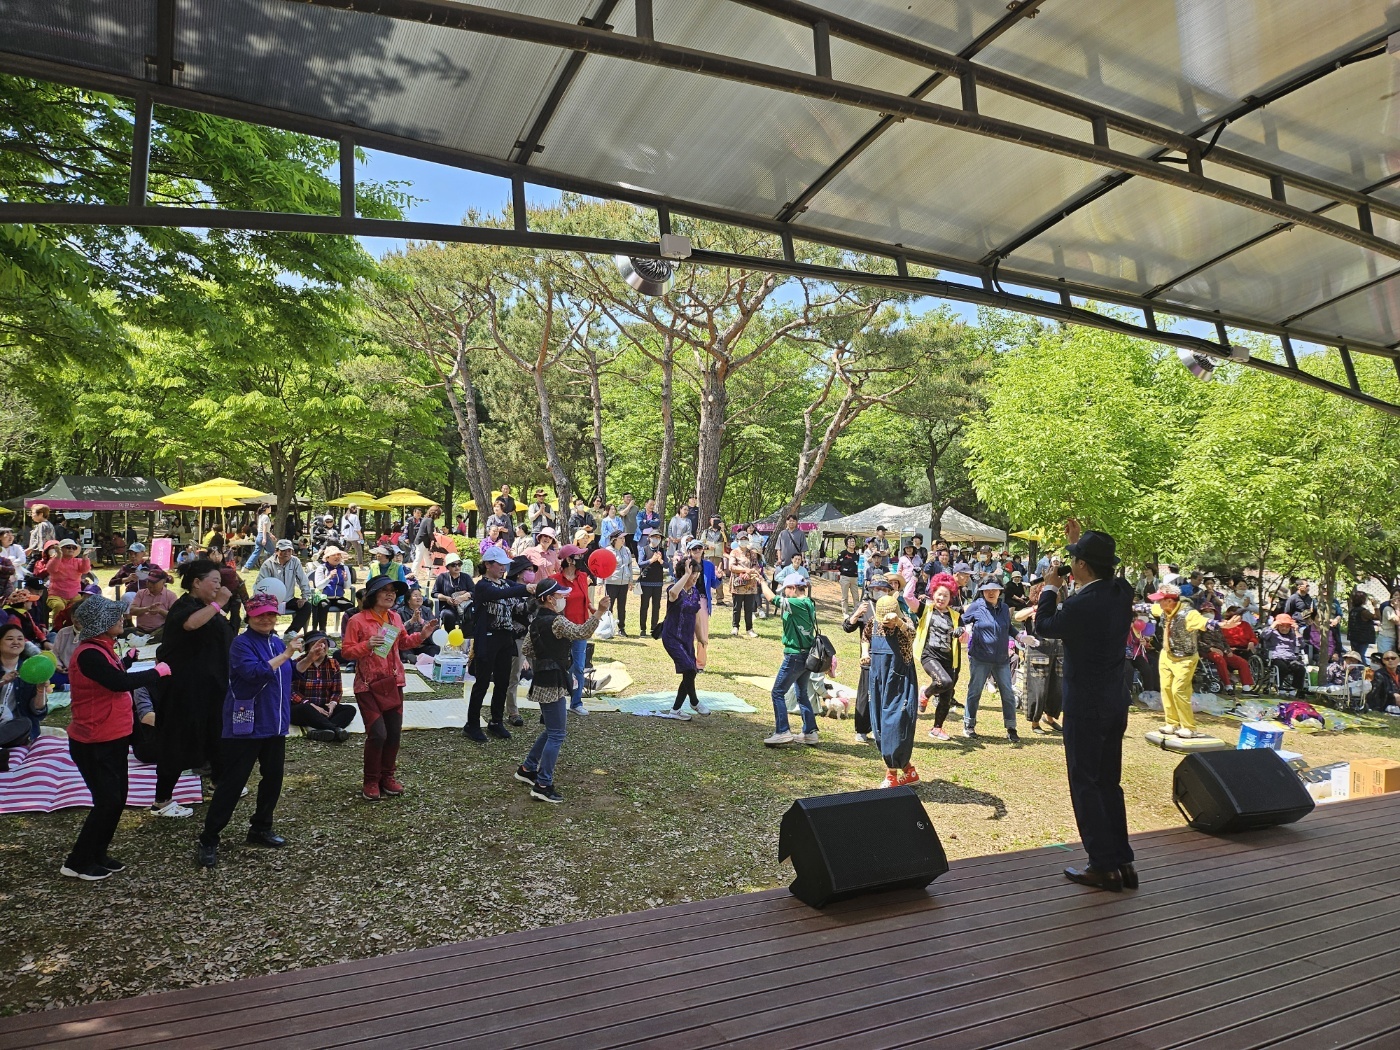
[110,542,151,609]
[432,552,474,633]
[255,539,313,633]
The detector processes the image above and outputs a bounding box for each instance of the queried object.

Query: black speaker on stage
[1173,748,1315,833]
[778,786,948,908]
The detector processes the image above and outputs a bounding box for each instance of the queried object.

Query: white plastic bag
[595,611,617,641]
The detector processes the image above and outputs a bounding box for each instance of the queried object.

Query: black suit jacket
[1034,577,1134,716]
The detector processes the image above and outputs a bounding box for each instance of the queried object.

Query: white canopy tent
[818,502,1006,545]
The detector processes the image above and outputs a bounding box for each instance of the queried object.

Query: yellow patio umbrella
[170,478,265,500]
[156,485,253,537]
[328,491,390,510]
[378,488,435,508]
[1009,528,1050,543]
[459,489,505,512]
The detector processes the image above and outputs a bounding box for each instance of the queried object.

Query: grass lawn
[2,574,1398,1014]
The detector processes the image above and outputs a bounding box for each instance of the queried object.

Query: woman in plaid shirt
[290,631,354,742]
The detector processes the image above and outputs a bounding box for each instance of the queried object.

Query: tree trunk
[927,465,943,540]
[535,367,571,512]
[443,451,457,528]
[438,357,494,521]
[653,335,676,515]
[694,362,728,522]
[587,353,608,502]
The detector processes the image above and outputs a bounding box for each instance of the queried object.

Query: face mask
[553,598,568,613]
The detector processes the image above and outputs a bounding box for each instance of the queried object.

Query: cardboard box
[1350,758,1400,798]
[432,656,466,683]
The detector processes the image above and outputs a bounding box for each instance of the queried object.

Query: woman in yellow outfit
[1150,583,1208,738]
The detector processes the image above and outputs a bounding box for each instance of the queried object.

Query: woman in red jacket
[340,575,436,801]
[63,596,168,881]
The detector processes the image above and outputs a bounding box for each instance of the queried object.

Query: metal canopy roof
[6,1,1400,411]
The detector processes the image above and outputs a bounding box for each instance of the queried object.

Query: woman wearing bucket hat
[195,591,302,868]
[513,579,611,803]
[63,596,169,880]
[309,546,356,634]
[340,574,437,801]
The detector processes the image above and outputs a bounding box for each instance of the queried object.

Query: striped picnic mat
[0,735,204,814]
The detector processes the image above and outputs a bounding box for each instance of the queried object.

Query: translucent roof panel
[1293,278,1400,347]
[177,0,591,161]
[796,80,1110,263]
[1167,222,1400,324]
[1214,55,1400,196]
[1,0,152,80]
[1006,179,1284,296]
[974,0,1400,134]
[803,0,1015,56]
[536,3,931,218]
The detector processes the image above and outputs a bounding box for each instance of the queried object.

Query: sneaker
[507,715,525,728]
[305,728,339,742]
[763,730,796,747]
[1175,727,1197,739]
[151,799,193,819]
[1158,724,1178,735]
[927,726,950,741]
[919,696,929,713]
[486,722,512,740]
[899,765,920,786]
[361,782,382,801]
[380,776,405,796]
[963,727,978,739]
[797,731,820,746]
[569,704,589,717]
[514,765,538,786]
[693,701,712,716]
[747,630,758,638]
[665,707,692,721]
[1032,726,1047,735]
[195,841,218,869]
[97,855,126,873]
[854,731,872,742]
[1007,729,1021,742]
[334,728,351,742]
[878,769,900,789]
[730,628,739,636]
[530,783,564,804]
[60,862,111,881]
[462,726,487,743]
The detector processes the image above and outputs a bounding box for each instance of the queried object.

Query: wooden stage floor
[4,791,1399,1049]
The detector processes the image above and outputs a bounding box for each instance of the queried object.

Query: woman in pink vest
[63,596,169,881]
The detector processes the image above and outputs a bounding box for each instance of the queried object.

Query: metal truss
[2,0,1400,414]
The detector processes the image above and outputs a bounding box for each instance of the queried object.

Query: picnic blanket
[340,671,433,695]
[0,734,203,814]
[614,691,757,715]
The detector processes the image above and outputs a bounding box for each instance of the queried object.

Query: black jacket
[1032,576,1133,716]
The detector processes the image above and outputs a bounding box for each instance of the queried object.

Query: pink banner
[150,537,173,570]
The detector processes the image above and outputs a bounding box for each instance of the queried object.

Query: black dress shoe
[1064,865,1123,892]
[486,722,512,740]
[246,829,286,849]
[195,841,218,869]
[1119,862,1139,889]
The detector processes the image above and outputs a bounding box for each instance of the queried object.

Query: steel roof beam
[271,0,1400,269]
[982,31,1391,264]
[3,198,1394,416]
[736,0,1400,228]
[772,0,1048,224]
[5,50,1399,361]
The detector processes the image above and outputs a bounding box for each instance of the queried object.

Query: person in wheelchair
[1219,603,1266,688]
[1261,613,1309,696]
[1197,602,1254,694]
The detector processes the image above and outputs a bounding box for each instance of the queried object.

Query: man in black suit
[1034,521,1137,892]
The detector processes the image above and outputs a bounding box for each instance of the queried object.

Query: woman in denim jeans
[759,573,820,748]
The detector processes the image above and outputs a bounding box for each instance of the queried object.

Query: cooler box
[432,656,467,683]
[1237,721,1285,751]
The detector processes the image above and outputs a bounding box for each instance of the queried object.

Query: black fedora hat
[1066,530,1120,565]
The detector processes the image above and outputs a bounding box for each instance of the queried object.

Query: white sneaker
[658,707,691,721]
[569,704,589,716]
[730,628,739,636]
[854,732,872,742]
[797,731,820,746]
[151,799,193,819]
[747,630,758,638]
[1158,724,1178,735]
[1175,727,1196,739]
[763,730,796,747]
[693,701,712,716]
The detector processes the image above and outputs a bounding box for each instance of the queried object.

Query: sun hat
[245,592,280,618]
[875,594,902,623]
[883,572,906,591]
[506,554,534,578]
[977,579,1004,593]
[1011,570,1023,578]
[443,552,462,565]
[1344,650,1362,662]
[363,574,409,603]
[867,575,892,591]
[322,545,343,559]
[481,546,511,566]
[538,527,557,539]
[1148,584,1182,601]
[371,544,394,558]
[73,595,124,640]
[1273,613,1296,628]
[58,538,79,549]
[301,630,330,651]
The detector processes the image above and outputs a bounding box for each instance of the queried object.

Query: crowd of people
[6,491,1400,883]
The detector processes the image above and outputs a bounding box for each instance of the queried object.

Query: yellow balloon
[447,627,464,648]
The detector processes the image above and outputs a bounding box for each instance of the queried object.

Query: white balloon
[432,628,450,648]
[255,578,287,603]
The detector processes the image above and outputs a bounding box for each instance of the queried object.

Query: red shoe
[360,782,381,801]
[899,765,920,786]
[380,776,405,797]
[878,769,900,789]
[918,696,929,713]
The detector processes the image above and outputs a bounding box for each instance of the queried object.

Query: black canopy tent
[3,475,175,513]
[4,1,1400,413]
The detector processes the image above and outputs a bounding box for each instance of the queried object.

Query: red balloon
[587,548,618,580]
